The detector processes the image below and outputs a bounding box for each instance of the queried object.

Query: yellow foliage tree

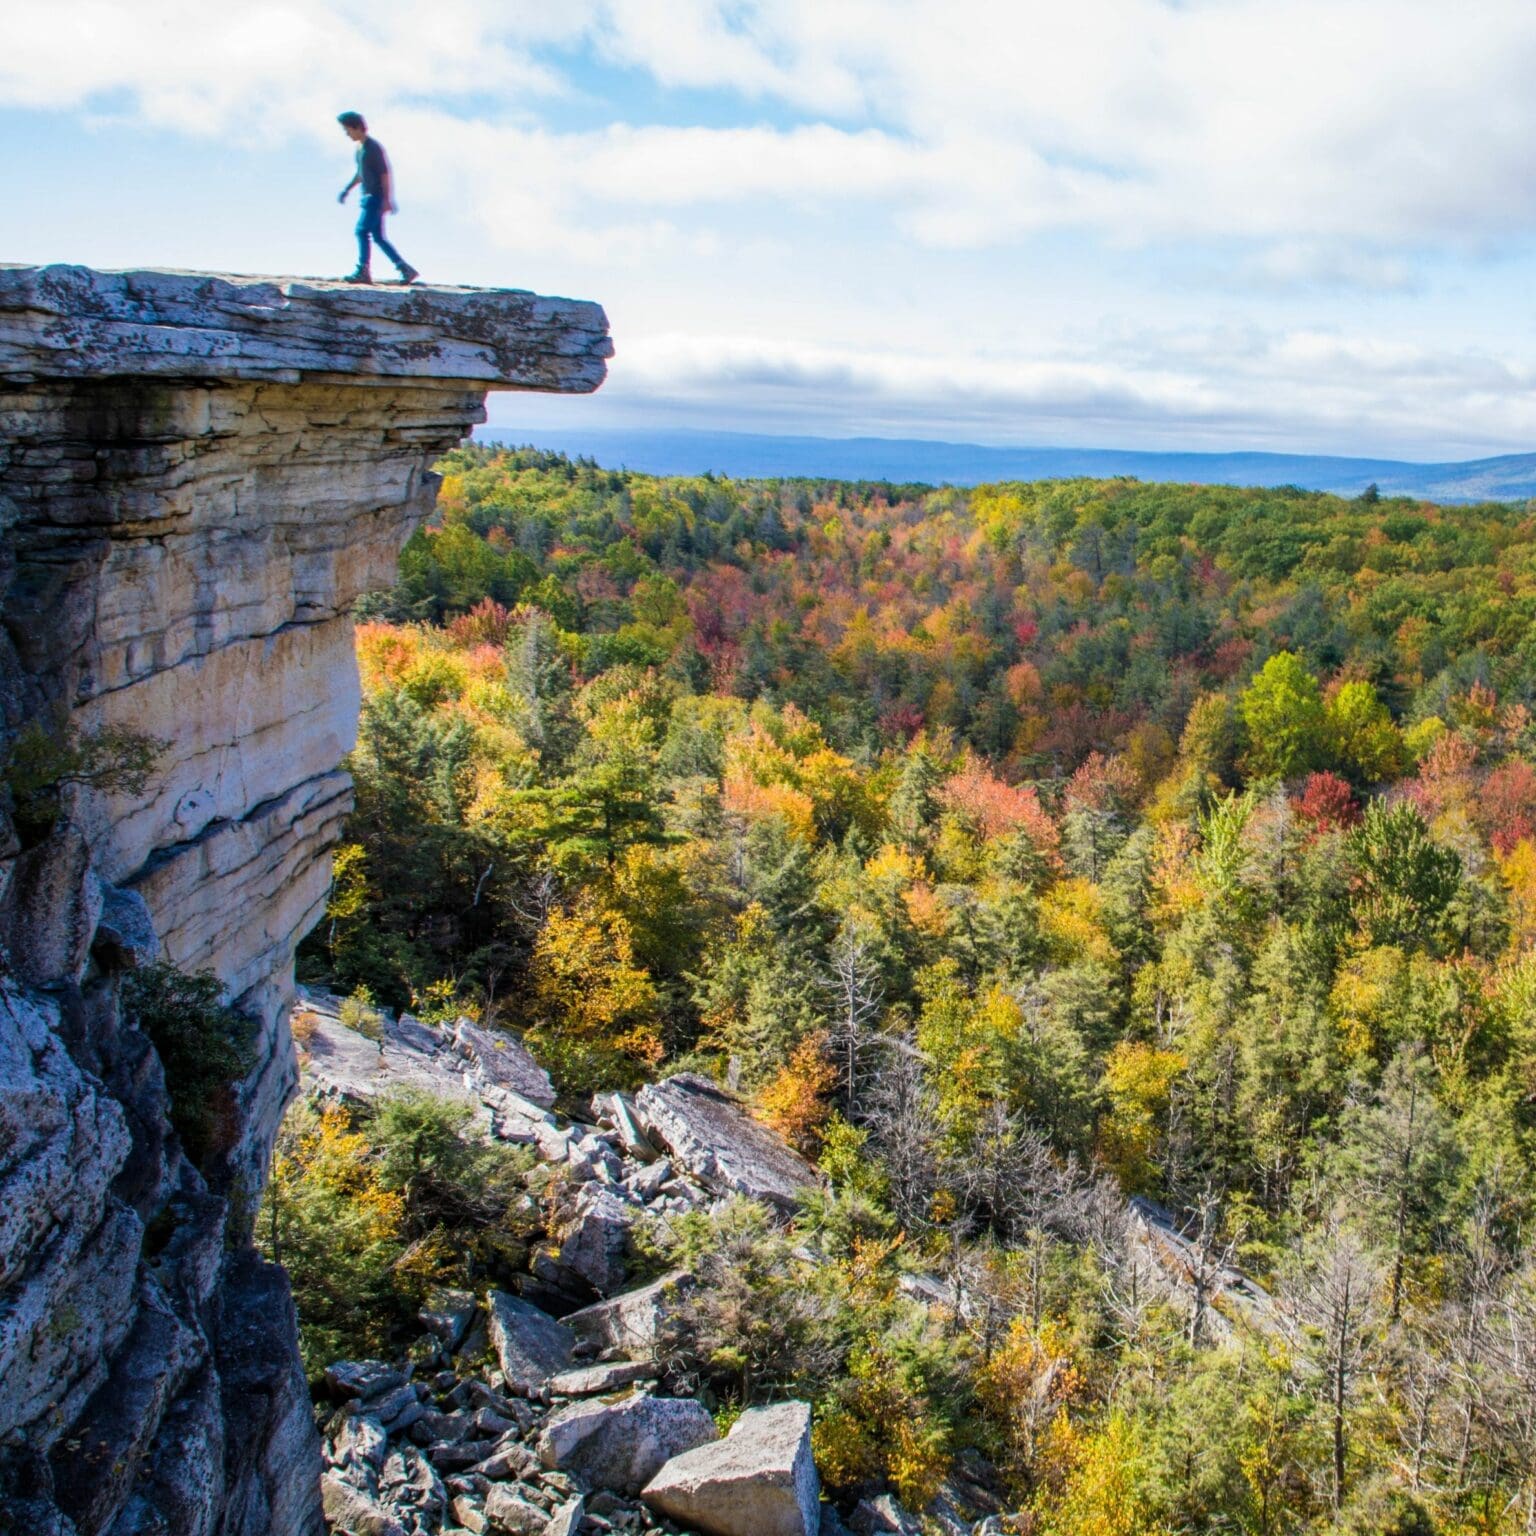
[1035,1411,1169,1536]
[527,895,663,1089]
[1039,877,1118,966]
[812,1342,950,1509]
[1098,1041,1185,1194]
[975,1318,1084,1495]
[1499,837,1536,953]
[757,1030,837,1154]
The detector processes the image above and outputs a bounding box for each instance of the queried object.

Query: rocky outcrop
[537,1394,718,1497]
[297,987,560,1145]
[0,266,608,389]
[642,1401,820,1536]
[486,1292,577,1397]
[290,996,1031,1536]
[0,266,609,1535]
[634,1074,822,1211]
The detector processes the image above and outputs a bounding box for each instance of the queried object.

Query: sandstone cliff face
[0,265,610,1535]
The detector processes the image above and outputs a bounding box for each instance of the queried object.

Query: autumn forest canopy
[296,445,1536,1533]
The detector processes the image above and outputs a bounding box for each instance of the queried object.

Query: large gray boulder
[452,1018,555,1108]
[320,1472,407,1536]
[297,992,571,1160]
[634,1074,820,1211]
[563,1269,693,1359]
[537,1393,718,1496]
[559,1186,639,1295]
[485,1291,576,1395]
[642,1400,820,1536]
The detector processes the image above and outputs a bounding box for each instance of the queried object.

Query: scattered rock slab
[546,1495,585,1536]
[371,1383,427,1434]
[642,1400,819,1536]
[850,1493,923,1535]
[624,1158,674,1200]
[548,1360,656,1397]
[486,1291,576,1396]
[538,1394,718,1496]
[482,1485,548,1533]
[452,1019,555,1108]
[634,1074,820,1211]
[322,1471,408,1536]
[559,1186,638,1295]
[451,1493,489,1533]
[563,1270,692,1359]
[421,1288,479,1354]
[380,1442,448,1527]
[473,1439,537,1481]
[331,1413,390,1472]
[327,1360,407,1403]
[594,1092,660,1160]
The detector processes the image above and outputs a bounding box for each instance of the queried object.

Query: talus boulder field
[0,266,608,1535]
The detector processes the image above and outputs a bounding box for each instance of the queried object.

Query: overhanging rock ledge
[0,265,609,1536]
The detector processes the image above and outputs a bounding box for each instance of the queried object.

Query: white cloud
[11,0,1536,256]
[597,326,1536,456]
[10,0,1536,455]
[0,1,580,132]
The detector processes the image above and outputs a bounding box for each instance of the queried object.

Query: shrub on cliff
[3,710,164,846]
[262,1101,406,1372]
[261,1090,535,1377]
[120,962,258,1168]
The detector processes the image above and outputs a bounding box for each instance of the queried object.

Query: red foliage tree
[1292,771,1361,837]
[446,597,514,649]
[1476,758,1536,855]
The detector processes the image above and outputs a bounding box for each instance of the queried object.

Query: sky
[5,0,1536,460]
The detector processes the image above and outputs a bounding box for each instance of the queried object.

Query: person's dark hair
[337,111,366,131]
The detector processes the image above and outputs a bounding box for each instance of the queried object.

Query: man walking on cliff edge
[337,112,420,286]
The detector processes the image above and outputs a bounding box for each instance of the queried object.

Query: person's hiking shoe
[394,265,421,285]
[342,268,373,284]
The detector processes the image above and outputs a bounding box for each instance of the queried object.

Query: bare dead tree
[941,1099,1096,1326]
[824,916,885,1117]
[1183,1184,1239,1348]
[1480,1245,1536,1534]
[864,1044,940,1235]
[1279,1214,1385,1518]
[1439,1194,1513,1504]
[505,867,560,930]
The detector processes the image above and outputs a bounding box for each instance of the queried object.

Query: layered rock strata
[0,266,609,1535]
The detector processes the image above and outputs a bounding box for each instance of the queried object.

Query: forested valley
[287,445,1536,1534]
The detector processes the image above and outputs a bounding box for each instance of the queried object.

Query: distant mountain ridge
[480,425,1536,502]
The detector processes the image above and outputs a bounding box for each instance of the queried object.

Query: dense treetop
[291,446,1536,1533]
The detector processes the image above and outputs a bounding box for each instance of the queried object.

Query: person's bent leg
[373,220,415,280]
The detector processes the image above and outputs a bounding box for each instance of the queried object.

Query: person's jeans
[356,193,409,273]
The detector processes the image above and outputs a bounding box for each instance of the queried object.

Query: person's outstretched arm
[338,171,360,204]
